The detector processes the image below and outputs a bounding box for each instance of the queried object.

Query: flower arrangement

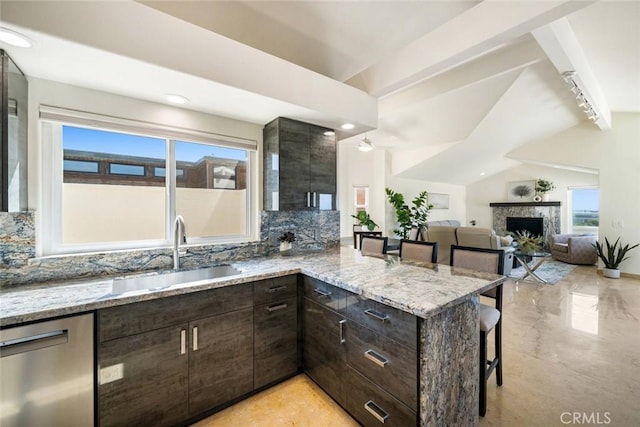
[535,179,555,194]
[514,230,543,254]
[278,231,296,243]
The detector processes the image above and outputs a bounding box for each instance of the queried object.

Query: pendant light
[358,134,374,152]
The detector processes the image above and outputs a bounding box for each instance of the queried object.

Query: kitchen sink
[112,265,242,294]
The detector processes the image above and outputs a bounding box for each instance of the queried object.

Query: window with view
[41,109,254,254]
[569,187,599,234]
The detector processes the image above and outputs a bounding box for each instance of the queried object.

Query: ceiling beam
[379,37,546,116]
[532,18,612,130]
[347,0,595,98]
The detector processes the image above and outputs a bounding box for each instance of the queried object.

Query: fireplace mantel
[490,202,561,207]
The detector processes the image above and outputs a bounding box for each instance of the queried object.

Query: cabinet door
[98,325,188,427]
[279,118,311,210]
[188,308,254,416]
[309,129,336,209]
[254,296,299,389]
[303,297,347,408]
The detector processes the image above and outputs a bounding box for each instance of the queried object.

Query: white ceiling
[1,0,639,185]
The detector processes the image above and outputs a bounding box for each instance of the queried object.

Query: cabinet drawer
[99,283,253,342]
[346,294,417,350]
[253,275,298,306]
[254,296,299,389]
[303,276,348,313]
[346,321,417,409]
[346,367,416,427]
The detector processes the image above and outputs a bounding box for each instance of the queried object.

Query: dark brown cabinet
[97,283,254,426]
[302,277,418,426]
[189,308,254,415]
[98,325,188,426]
[253,274,299,389]
[302,276,349,407]
[263,117,336,211]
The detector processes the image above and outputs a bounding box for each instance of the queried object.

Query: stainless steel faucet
[173,215,187,270]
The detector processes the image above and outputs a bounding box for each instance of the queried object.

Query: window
[63,159,98,173]
[109,163,145,176]
[569,187,599,234]
[41,107,256,254]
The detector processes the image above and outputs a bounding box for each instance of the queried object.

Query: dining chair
[449,245,504,417]
[360,235,388,256]
[399,240,438,263]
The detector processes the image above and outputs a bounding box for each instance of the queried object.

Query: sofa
[418,222,513,274]
[550,234,597,265]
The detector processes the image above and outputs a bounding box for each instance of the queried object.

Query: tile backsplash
[0,210,339,287]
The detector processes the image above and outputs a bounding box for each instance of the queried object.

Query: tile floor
[194,266,640,426]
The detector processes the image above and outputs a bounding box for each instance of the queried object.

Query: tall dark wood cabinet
[263,117,336,211]
[0,49,28,212]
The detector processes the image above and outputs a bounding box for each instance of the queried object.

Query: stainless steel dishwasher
[1,313,94,426]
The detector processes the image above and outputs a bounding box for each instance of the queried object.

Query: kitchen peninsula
[1,247,505,426]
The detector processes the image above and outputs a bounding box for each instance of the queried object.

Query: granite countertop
[0,247,505,327]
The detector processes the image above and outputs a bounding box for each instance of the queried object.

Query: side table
[514,250,552,283]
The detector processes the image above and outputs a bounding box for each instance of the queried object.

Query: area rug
[509,258,577,285]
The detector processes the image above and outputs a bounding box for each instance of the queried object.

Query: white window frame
[40,107,257,256]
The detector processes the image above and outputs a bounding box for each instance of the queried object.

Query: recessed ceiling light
[341,123,354,130]
[165,94,189,105]
[0,28,32,48]
[480,172,486,176]
[323,131,335,136]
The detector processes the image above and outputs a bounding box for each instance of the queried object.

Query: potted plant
[351,210,378,231]
[385,188,433,239]
[278,231,296,255]
[593,237,639,278]
[514,230,543,254]
[535,179,555,201]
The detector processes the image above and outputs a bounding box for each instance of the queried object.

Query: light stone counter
[1,246,503,327]
[1,246,505,426]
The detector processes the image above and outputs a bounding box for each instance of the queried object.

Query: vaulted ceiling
[2,1,638,185]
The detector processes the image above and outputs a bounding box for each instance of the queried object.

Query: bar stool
[450,245,504,417]
[399,239,438,263]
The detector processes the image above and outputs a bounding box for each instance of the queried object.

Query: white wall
[466,164,599,231]
[27,78,263,252]
[338,140,466,238]
[507,113,640,275]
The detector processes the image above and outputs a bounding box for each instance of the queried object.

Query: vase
[542,193,550,202]
[279,241,292,256]
[603,268,620,279]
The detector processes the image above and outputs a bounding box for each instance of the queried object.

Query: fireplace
[506,217,544,238]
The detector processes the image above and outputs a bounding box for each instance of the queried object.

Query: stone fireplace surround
[490,202,561,248]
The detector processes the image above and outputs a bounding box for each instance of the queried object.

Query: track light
[358,135,374,152]
[561,71,599,123]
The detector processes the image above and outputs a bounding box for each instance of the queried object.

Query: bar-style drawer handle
[267,285,288,293]
[267,303,288,312]
[313,288,332,298]
[364,400,389,424]
[364,349,388,368]
[192,326,199,351]
[364,309,389,322]
[180,329,186,355]
[0,330,68,358]
[339,319,346,344]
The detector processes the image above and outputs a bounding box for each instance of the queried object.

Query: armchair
[550,234,597,265]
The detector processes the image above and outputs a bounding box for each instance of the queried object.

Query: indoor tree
[385,188,433,239]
